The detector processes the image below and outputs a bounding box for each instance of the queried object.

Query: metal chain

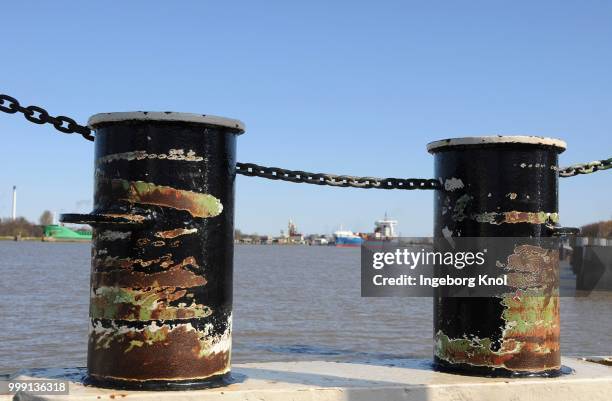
[558,158,612,177]
[1,93,609,187]
[235,162,441,190]
[0,94,95,141]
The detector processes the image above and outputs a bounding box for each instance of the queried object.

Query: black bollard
[61,112,244,390]
[428,136,566,377]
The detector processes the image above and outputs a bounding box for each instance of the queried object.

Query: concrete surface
[5,357,612,401]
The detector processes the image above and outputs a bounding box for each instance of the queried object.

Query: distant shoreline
[0,236,90,243]
[0,236,42,241]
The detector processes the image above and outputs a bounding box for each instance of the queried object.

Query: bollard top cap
[427,135,566,153]
[88,112,245,134]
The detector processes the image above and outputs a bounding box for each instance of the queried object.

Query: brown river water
[0,242,610,374]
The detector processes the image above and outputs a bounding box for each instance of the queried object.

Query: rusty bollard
[428,136,566,377]
[61,112,244,390]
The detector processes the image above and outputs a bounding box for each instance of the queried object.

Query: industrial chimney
[11,186,16,220]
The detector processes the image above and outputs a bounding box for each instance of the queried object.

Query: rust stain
[472,211,559,226]
[92,261,206,288]
[89,318,232,381]
[93,253,175,270]
[99,178,223,218]
[436,292,560,371]
[91,286,211,320]
[79,213,147,225]
[505,244,558,301]
[436,327,559,372]
[504,211,559,225]
[155,227,198,239]
[94,255,198,274]
[436,244,560,372]
[105,213,147,223]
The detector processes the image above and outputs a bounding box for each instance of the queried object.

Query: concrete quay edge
[5,357,612,401]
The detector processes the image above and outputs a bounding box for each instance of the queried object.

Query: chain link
[0,94,94,141]
[235,162,441,190]
[1,93,609,188]
[558,158,612,177]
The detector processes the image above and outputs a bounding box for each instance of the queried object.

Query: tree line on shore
[0,217,43,237]
[0,210,58,237]
[580,220,612,238]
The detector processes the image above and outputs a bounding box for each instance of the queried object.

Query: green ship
[43,225,92,242]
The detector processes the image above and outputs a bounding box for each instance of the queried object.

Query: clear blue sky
[1,1,610,236]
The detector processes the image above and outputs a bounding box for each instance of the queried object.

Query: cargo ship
[333,229,364,247]
[369,214,398,241]
[333,215,398,247]
[42,225,92,242]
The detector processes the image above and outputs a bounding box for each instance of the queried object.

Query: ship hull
[334,237,363,247]
[43,225,92,242]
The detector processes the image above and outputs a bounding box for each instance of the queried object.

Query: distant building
[311,237,329,245]
[287,219,305,244]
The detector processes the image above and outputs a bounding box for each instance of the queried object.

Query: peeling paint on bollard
[61,111,245,390]
[473,211,560,226]
[155,228,198,239]
[97,178,224,218]
[428,135,566,377]
[435,244,561,372]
